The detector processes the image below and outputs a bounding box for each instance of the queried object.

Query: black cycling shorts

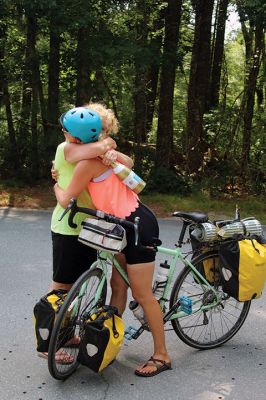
[123,202,159,265]
[52,232,97,284]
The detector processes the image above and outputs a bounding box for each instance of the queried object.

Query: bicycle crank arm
[163,300,181,322]
[125,325,145,340]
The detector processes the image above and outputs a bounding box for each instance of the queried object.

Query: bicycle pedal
[180,296,192,314]
[124,325,138,341]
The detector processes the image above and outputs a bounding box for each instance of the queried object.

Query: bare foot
[37,349,74,364]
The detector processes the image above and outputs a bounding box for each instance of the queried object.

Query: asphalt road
[0,208,265,400]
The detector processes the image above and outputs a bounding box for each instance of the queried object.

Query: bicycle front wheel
[48,266,107,380]
[170,251,251,350]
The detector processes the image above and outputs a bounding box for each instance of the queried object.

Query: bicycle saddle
[172,211,208,223]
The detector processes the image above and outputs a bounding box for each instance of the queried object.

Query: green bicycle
[48,199,251,380]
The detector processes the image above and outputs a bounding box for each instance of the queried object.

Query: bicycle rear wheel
[170,251,251,350]
[48,266,107,380]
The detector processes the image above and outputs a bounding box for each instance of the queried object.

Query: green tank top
[51,142,94,235]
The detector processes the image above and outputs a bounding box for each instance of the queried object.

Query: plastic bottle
[129,300,146,325]
[152,260,170,300]
[111,161,146,194]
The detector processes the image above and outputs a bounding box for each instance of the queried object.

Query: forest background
[0,0,265,221]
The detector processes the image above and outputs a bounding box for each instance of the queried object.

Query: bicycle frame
[71,252,130,317]
[72,244,221,324]
[63,198,221,324]
[48,199,252,375]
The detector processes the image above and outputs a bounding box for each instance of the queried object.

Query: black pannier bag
[219,238,266,301]
[33,289,68,352]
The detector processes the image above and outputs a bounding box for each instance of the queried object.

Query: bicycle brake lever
[58,198,76,221]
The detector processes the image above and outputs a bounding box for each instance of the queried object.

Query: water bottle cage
[153,281,167,290]
[159,297,169,303]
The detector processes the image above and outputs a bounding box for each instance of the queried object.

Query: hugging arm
[64,137,117,163]
[115,151,134,168]
[54,160,94,208]
[101,149,134,169]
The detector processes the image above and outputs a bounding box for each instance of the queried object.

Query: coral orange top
[88,169,139,218]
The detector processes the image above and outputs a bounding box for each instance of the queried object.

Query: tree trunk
[186,0,214,172]
[134,66,148,144]
[3,82,19,166]
[46,18,61,163]
[155,0,182,168]
[0,19,4,109]
[133,0,150,146]
[241,23,264,170]
[145,9,164,134]
[208,0,228,109]
[38,75,46,130]
[76,26,92,106]
[0,16,19,168]
[31,76,39,181]
[17,14,37,165]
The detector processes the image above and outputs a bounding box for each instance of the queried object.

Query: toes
[136,363,156,374]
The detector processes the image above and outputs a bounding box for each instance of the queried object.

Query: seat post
[177,221,189,247]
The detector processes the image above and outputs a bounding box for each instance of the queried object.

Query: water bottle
[129,300,146,325]
[111,161,146,194]
[152,260,170,300]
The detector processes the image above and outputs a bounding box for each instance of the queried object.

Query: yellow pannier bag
[78,306,124,372]
[219,239,266,301]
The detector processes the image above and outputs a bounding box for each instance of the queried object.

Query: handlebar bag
[77,306,124,373]
[78,218,127,253]
[33,289,69,352]
[219,238,266,301]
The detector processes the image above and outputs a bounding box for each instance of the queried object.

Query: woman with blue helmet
[35,106,120,364]
[54,103,171,377]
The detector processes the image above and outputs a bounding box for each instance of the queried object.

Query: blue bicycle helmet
[59,107,102,143]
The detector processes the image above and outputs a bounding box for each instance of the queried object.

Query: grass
[141,192,266,224]
[0,182,265,224]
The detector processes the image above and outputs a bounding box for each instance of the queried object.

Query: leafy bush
[146,167,191,195]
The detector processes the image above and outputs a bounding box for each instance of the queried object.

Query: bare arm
[54,160,94,208]
[101,149,134,169]
[64,137,117,163]
[116,151,134,169]
[54,158,107,208]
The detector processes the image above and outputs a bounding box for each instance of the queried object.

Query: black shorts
[123,203,159,265]
[52,232,97,284]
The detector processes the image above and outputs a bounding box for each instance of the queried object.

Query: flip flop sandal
[134,356,172,377]
[37,352,49,360]
[37,349,74,365]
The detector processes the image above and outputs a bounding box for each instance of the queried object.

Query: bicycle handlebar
[59,198,140,246]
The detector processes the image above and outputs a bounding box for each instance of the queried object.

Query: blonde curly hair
[84,102,119,139]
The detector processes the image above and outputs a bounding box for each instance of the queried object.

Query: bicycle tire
[169,251,251,350]
[48,266,107,380]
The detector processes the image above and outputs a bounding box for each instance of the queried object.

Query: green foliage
[146,167,192,195]
[0,0,265,197]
